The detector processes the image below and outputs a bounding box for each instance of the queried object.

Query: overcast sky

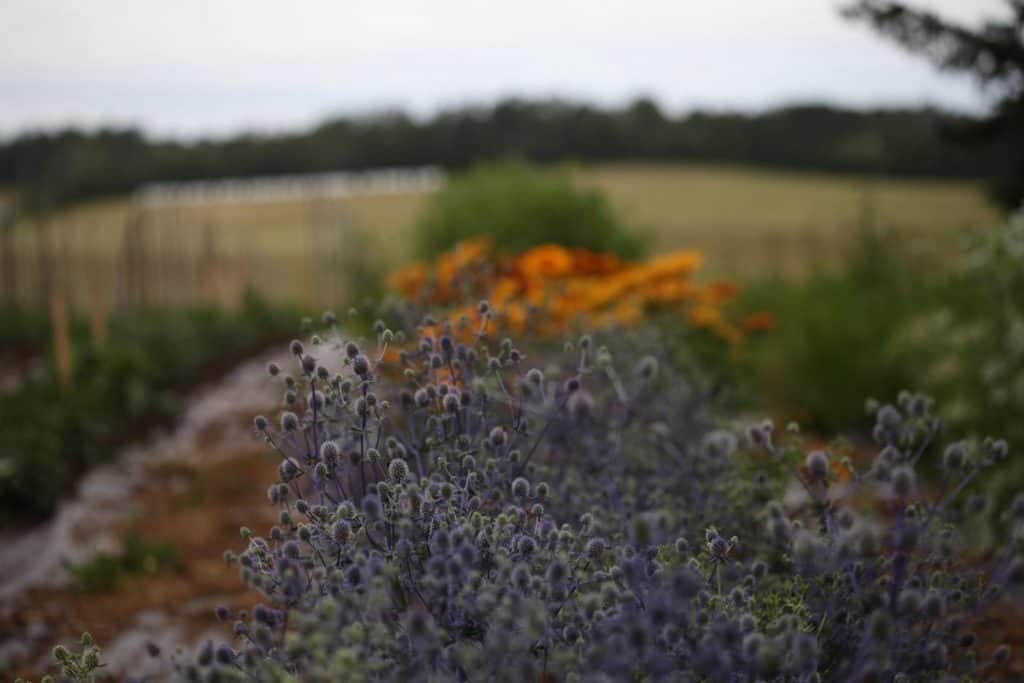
[0,0,1011,139]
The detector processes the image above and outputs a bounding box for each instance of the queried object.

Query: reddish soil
[2,450,279,680]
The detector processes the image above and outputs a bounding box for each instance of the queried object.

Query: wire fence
[1,201,358,314]
[0,166,927,318]
[0,168,448,316]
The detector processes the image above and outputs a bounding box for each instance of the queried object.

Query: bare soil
[2,451,278,680]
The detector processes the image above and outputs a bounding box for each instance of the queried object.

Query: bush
[65,534,182,593]
[0,304,58,355]
[63,311,1020,682]
[730,215,1024,516]
[734,229,940,433]
[0,292,301,520]
[413,161,647,260]
[902,211,1024,513]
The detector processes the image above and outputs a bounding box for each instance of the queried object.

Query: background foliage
[413,161,646,260]
[0,293,300,520]
[1,99,1013,208]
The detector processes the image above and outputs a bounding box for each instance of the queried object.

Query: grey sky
[0,0,1010,139]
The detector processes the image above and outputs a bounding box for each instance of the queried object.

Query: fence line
[1,222,874,314]
[0,166,449,314]
[1,186,898,315]
[1,206,14,303]
[1,200,361,314]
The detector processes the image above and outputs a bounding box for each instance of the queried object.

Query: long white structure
[134,166,445,208]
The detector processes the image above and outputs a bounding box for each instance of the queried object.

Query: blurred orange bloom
[644,279,698,304]
[832,458,853,484]
[451,237,492,266]
[570,248,623,275]
[741,312,777,333]
[613,299,644,326]
[711,322,744,345]
[704,281,741,305]
[387,240,765,347]
[640,250,703,280]
[688,304,722,328]
[503,302,529,332]
[490,276,522,306]
[518,244,575,280]
[389,261,429,298]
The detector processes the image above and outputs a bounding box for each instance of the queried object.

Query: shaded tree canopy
[0,97,1013,210]
[844,0,1024,207]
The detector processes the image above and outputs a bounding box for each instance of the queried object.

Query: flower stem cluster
[86,317,1024,682]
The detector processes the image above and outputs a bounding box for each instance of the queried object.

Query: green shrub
[65,534,182,593]
[413,161,647,260]
[734,229,939,433]
[902,211,1024,511]
[0,292,301,520]
[0,304,72,355]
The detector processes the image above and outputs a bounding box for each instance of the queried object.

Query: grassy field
[4,163,1003,309]
[577,163,1001,276]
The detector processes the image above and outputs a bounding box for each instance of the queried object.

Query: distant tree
[0,98,1014,208]
[843,0,1024,207]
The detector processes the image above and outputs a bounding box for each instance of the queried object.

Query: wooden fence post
[200,221,219,305]
[34,219,54,308]
[89,289,109,348]
[304,198,320,309]
[117,209,148,310]
[117,212,135,310]
[50,288,73,393]
[0,204,15,304]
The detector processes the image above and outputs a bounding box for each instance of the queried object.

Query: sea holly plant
[16,633,106,683]
[49,309,1024,681]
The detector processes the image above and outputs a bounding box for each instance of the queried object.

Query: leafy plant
[65,535,183,593]
[0,304,58,355]
[734,228,939,433]
[902,210,1024,513]
[0,292,301,519]
[413,161,648,261]
[17,633,105,683]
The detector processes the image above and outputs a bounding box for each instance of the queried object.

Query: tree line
[0,98,1014,209]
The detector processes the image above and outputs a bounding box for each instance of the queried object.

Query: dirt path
[0,350,288,680]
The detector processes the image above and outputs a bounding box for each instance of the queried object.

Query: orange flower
[711,322,744,345]
[547,293,587,324]
[830,458,854,483]
[640,250,703,281]
[380,346,404,365]
[643,279,698,304]
[451,237,493,268]
[490,276,523,307]
[703,281,740,305]
[389,261,429,298]
[570,248,623,275]
[688,304,722,328]
[386,239,764,348]
[523,281,550,306]
[741,311,776,333]
[613,299,644,326]
[517,244,575,280]
[502,302,529,332]
[570,276,628,309]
